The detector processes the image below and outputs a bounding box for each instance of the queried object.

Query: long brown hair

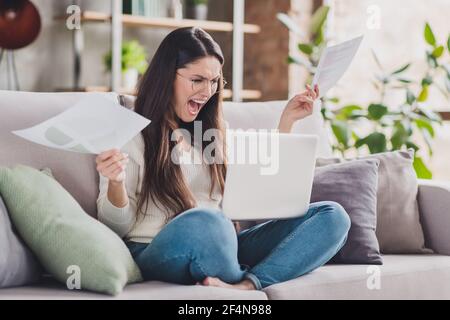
[134,27,227,222]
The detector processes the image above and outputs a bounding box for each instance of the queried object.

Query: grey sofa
[1,90,450,300]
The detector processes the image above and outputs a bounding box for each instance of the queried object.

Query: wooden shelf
[56,5,261,101]
[55,87,262,100]
[57,11,260,34]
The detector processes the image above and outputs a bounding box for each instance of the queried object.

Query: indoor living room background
[2,0,449,179]
[1,0,450,301]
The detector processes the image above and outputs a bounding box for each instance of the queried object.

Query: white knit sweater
[96,133,223,243]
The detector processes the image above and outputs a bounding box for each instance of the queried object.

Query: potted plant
[103,40,148,89]
[185,0,208,20]
[278,8,450,179]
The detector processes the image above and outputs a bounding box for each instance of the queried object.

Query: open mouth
[187,99,206,116]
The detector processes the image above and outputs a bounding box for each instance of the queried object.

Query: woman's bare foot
[201,276,256,290]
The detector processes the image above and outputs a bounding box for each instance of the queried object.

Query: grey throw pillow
[311,159,383,264]
[0,195,41,288]
[317,149,432,254]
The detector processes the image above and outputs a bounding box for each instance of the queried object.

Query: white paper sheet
[312,35,364,98]
[12,95,151,154]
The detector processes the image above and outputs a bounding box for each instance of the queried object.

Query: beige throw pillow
[317,149,432,254]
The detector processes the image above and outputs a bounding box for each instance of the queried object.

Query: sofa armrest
[418,179,450,255]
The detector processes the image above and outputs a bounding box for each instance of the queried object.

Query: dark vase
[185,4,208,20]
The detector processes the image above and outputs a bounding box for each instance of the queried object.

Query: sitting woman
[96,27,350,290]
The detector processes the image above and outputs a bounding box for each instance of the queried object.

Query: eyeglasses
[176,72,227,94]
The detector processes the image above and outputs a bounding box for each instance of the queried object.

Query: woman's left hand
[278,84,320,133]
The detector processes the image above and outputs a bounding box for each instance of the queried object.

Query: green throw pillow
[0,165,142,296]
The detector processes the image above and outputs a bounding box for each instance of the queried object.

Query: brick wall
[243,0,291,101]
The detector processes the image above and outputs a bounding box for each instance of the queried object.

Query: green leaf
[402,118,413,135]
[331,120,350,148]
[421,75,433,86]
[310,6,330,35]
[104,40,148,74]
[432,46,445,58]
[391,122,409,150]
[448,34,450,52]
[313,28,324,46]
[406,141,420,152]
[355,137,366,148]
[424,23,436,46]
[413,156,433,179]
[398,78,413,84]
[320,107,327,120]
[406,89,416,105]
[391,63,411,75]
[368,104,388,120]
[298,43,313,55]
[365,132,387,154]
[426,52,439,68]
[356,133,387,154]
[121,40,149,74]
[417,85,429,102]
[351,131,360,141]
[326,97,340,104]
[186,0,208,5]
[321,107,334,121]
[414,118,435,137]
[337,105,363,118]
[321,102,335,119]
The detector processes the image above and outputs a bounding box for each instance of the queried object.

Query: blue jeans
[126,201,350,289]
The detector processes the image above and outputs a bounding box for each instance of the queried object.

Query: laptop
[222,130,318,221]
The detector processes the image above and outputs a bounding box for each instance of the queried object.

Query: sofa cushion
[4,255,449,300]
[0,165,142,296]
[312,159,382,264]
[418,180,450,255]
[0,195,41,288]
[317,149,431,254]
[0,279,268,300]
[0,90,118,217]
[263,254,450,299]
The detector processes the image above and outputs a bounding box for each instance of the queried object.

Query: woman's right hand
[95,149,129,183]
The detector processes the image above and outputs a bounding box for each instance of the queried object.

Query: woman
[96,27,350,290]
